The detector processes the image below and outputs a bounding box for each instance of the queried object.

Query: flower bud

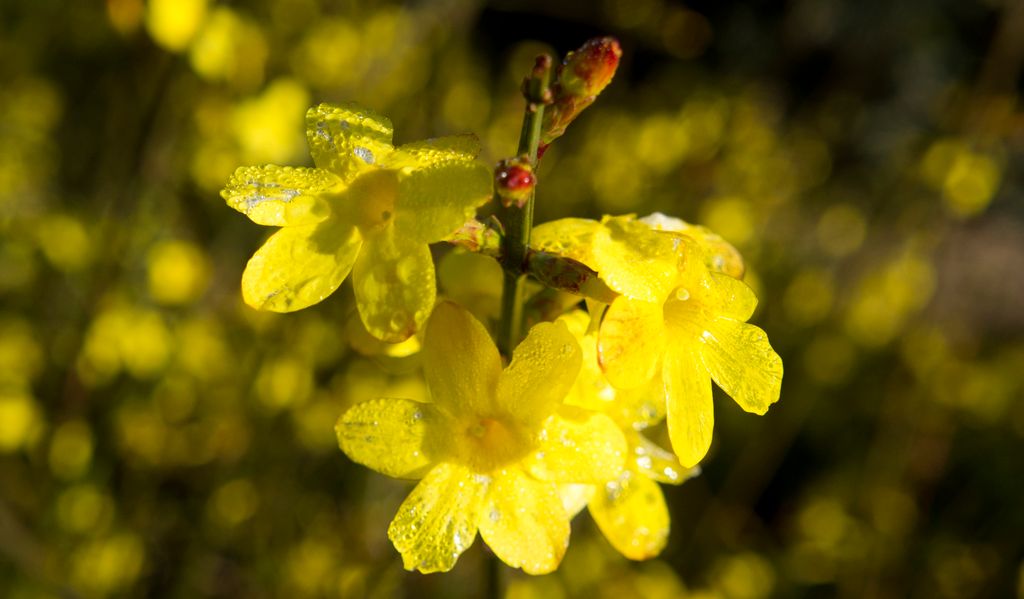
[540,37,622,151]
[559,37,622,98]
[494,159,536,208]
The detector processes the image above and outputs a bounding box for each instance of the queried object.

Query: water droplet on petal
[604,481,622,502]
[396,255,418,284]
[354,146,374,164]
[675,287,690,301]
[390,312,410,332]
[488,508,501,523]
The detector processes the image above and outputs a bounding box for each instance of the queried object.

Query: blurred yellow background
[1,0,1022,597]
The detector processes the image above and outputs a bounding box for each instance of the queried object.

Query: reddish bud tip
[495,161,536,208]
[561,37,622,97]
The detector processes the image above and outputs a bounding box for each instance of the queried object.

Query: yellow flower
[222,103,492,341]
[336,302,626,574]
[558,310,698,560]
[534,215,783,468]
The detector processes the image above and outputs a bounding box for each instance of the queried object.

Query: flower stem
[496,54,553,358]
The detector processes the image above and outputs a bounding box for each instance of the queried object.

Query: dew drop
[390,312,410,332]
[396,256,418,284]
[675,287,690,301]
[488,508,501,523]
[411,410,423,421]
[604,481,622,502]
[354,146,375,164]
[636,455,652,470]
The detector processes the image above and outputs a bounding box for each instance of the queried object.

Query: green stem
[496,55,553,358]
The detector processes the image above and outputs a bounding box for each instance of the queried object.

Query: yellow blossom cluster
[224,96,782,573]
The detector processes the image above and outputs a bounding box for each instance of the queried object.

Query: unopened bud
[494,159,536,208]
[560,37,622,98]
[541,37,622,149]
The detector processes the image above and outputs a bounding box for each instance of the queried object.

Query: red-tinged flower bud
[495,160,536,208]
[560,37,622,98]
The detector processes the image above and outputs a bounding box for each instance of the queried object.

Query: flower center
[457,414,534,472]
[346,169,398,233]
[664,285,704,334]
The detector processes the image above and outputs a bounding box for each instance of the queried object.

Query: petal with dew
[708,271,758,322]
[527,407,626,484]
[591,216,679,302]
[241,219,361,312]
[388,462,485,573]
[532,218,600,265]
[640,214,746,280]
[630,432,696,485]
[335,399,434,479]
[496,321,581,426]
[589,470,670,560]
[421,302,502,418]
[559,310,615,413]
[352,229,435,342]
[479,468,569,575]
[663,345,714,468]
[394,160,492,244]
[598,298,666,390]
[384,134,481,170]
[613,378,667,430]
[222,165,340,226]
[306,103,394,182]
[559,483,596,518]
[699,318,783,415]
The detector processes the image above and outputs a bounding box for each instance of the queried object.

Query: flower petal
[388,462,484,573]
[306,103,394,181]
[589,470,670,560]
[598,298,665,389]
[393,160,492,244]
[531,218,600,265]
[699,318,783,415]
[496,321,581,426]
[591,216,679,302]
[352,228,435,342]
[527,407,626,484]
[707,271,758,321]
[640,213,746,279]
[335,398,433,479]
[241,219,361,312]
[558,310,619,416]
[559,484,596,518]
[421,301,502,417]
[630,432,695,485]
[479,469,569,575]
[612,378,667,430]
[384,134,481,170]
[222,165,340,226]
[663,345,714,468]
